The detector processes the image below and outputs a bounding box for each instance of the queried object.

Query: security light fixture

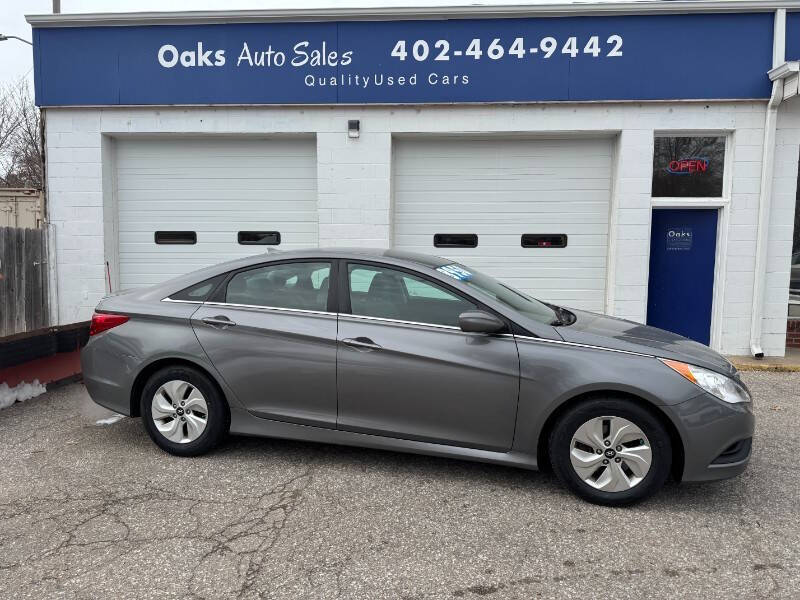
[348,120,360,139]
[0,34,33,46]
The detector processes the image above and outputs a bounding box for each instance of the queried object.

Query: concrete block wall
[607,128,653,324]
[765,99,800,355]
[45,111,105,325]
[43,100,797,355]
[317,130,392,248]
[719,108,766,355]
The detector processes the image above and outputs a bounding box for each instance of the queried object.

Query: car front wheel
[548,398,672,506]
[141,366,229,456]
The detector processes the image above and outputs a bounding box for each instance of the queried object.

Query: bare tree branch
[0,79,42,189]
[0,84,23,167]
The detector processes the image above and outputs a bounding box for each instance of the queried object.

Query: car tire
[548,398,672,506]
[140,365,229,457]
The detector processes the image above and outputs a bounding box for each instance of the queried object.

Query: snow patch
[0,380,47,410]
[95,414,125,426]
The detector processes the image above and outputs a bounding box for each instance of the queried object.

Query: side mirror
[458,310,506,334]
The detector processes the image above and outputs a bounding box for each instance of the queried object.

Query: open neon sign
[666,158,710,175]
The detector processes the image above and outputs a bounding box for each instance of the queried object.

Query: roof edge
[769,60,800,81]
[25,1,798,28]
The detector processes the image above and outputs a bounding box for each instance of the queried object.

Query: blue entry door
[646,208,718,345]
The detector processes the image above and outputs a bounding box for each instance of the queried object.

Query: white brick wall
[317,130,392,247]
[763,99,800,356]
[43,100,800,355]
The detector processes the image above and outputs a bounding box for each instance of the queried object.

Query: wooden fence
[0,226,49,338]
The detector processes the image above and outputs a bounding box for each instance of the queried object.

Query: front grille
[711,437,752,465]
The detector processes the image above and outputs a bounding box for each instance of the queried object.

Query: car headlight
[660,359,751,403]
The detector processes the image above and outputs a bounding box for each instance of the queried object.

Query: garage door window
[225,262,330,311]
[433,233,478,248]
[348,264,476,327]
[238,231,281,245]
[652,136,726,197]
[155,231,196,245]
[521,234,568,248]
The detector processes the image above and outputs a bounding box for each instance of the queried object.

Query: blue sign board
[33,13,773,106]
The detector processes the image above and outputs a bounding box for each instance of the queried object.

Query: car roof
[230,247,453,269]
[277,247,452,268]
[126,247,455,301]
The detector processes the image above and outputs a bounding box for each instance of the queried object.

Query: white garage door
[393,137,612,312]
[115,136,317,289]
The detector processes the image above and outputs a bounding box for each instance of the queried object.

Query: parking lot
[0,372,797,599]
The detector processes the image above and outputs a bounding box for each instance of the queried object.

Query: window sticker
[666,227,693,251]
[436,264,473,281]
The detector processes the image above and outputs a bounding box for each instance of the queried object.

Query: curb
[729,362,800,373]
[47,373,84,389]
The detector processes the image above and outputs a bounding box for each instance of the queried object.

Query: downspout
[41,107,60,327]
[750,8,786,358]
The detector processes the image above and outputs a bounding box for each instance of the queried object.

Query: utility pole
[53,0,60,14]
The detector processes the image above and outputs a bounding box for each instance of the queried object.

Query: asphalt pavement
[0,372,798,599]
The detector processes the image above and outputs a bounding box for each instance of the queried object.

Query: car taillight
[89,313,129,336]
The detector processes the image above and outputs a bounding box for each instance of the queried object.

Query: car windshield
[435,263,560,326]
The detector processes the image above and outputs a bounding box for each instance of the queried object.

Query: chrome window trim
[168,297,650,355]
[202,300,336,317]
[511,334,655,358]
[199,303,506,335]
[162,297,203,304]
[340,312,462,331]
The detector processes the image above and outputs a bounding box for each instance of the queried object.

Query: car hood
[556,309,736,377]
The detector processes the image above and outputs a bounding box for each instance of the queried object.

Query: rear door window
[169,274,226,302]
[225,262,331,312]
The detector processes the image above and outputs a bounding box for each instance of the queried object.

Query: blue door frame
[646,208,719,346]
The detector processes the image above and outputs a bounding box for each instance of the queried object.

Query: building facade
[28,1,800,356]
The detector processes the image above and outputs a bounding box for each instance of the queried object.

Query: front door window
[348,263,476,327]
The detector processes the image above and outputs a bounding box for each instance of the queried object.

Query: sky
[0,0,631,91]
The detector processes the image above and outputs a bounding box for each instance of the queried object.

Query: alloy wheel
[569,416,652,492]
[151,379,209,444]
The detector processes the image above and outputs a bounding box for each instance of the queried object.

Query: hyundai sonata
[82,249,753,505]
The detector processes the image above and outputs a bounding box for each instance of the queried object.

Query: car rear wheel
[548,398,672,506]
[141,366,229,456]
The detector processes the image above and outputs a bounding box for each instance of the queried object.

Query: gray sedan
[81,249,753,505]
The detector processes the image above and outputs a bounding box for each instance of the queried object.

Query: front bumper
[664,392,755,482]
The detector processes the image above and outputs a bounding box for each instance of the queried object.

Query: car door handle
[342,337,382,351]
[202,316,236,328]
